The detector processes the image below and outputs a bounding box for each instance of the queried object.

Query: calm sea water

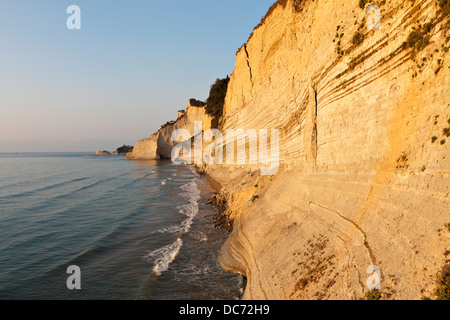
[0,153,241,300]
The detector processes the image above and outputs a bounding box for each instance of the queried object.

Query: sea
[0,152,242,300]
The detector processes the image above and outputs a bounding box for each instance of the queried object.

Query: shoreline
[189,166,245,299]
[193,165,223,193]
[203,173,223,193]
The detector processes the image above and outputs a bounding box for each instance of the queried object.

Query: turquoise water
[0,153,241,300]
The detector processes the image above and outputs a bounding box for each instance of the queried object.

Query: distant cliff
[129,0,449,300]
[126,100,211,160]
[94,150,111,155]
[112,145,134,155]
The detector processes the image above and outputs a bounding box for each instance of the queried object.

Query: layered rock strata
[207,0,450,300]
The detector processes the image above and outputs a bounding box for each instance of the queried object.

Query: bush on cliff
[189,99,205,107]
[435,264,450,300]
[359,0,369,9]
[205,76,230,129]
[352,31,365,46]
[440,0,450,16]
[406,24,431,52]
[114,145,134,154]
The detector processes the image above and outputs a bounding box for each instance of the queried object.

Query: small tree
[205,76,230,128]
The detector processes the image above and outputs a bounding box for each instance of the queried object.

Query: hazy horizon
[0,139,138,153]
[0,0,274,152]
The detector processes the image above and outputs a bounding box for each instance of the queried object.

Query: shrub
[359,0,369,9]
[444,128,450,137]
[435,264,450,300]
[205,76,230,129]
[352,32,365,46]
[365,289,381,300]
[406,27,431,52]
[189,98,205,107]
[440,0,450,16]
[161,121,175,130]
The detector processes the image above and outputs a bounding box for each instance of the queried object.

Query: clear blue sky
[0,0,275,152]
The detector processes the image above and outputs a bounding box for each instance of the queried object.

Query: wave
[178,179,201,233]
[0,177,89,200]
[42,244,110,278]
[145,238,183,277]
[73,174,129,193]
[191,231,208,242]
[156,179,201,235]
[157,224,184,234]
[4,172,134,217]
[147,178,201,276]
[113,171,156,190]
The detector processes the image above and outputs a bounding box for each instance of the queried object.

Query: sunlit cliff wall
[207,0,450,300]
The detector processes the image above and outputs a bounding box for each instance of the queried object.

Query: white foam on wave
[191,231,208,242]
[177,179,201,234]
[157,224,184,234]
[148,178,201,276]
[187,165,200,176]
[145,238,183,276]
[157,178,201,233]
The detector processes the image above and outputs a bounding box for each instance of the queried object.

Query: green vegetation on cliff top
[205,76,230,129]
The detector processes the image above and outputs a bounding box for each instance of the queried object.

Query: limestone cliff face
[126,101,212,160]
[126,135,159,160]
[204,0,450,300]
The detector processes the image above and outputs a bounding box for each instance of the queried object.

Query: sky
[0,0,275,152]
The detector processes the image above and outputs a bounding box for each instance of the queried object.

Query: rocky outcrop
[112,145,134,155]
[203,0,449,300]
[126,100,212,160]
[94,150,111,155]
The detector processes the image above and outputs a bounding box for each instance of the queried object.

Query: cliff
[126,100,212,160]
[129,0,450,300]
[207,0,450,300]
